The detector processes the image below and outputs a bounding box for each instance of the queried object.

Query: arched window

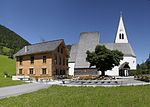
[122,34,124,39]
[119,33,122,39]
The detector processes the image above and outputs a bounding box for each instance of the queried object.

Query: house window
[122,34,124,39]
[60,70,62,75]
[57,47,59,52]
[61,48,63,54]
[66,59,68,66]
[19,56,23,65]
[59,57,61,65]
[19,69,22,74]
[43,56,46,63]
[55,55,57,64]
[42,68,47,74]
[63,69,66,75]
[56,69,58,75]
[29,68,34,74]
[63,57,65,65]
[56,69,60,75]
[30,56,34,64]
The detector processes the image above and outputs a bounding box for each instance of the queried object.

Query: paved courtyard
[0,78,149,99]
[60,77,150,87]
[0,83,51,99]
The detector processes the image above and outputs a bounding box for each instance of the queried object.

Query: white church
[68,15,136,76]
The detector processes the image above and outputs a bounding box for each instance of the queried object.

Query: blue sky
[0,0,150,64]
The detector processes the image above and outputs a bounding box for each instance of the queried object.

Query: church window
[122,34,124,39]
[119,33,122,39]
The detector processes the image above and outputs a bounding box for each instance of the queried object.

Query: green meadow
[0,55,25,87]
[0,85,150,107]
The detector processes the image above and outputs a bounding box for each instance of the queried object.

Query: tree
[86,45,123,76]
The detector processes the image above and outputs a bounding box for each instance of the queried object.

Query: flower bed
[135,75,150,82]
[72,75,115,80]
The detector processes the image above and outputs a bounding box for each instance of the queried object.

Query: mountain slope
[146,54,150,62]
[0,24,30,55]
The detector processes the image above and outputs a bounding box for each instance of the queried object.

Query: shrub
[3,71,10,77]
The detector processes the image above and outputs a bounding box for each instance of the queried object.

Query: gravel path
[0,83,51,99]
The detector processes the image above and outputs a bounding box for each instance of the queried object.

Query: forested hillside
[0,25,30,56]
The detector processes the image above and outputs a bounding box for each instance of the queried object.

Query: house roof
[14,39,64,57]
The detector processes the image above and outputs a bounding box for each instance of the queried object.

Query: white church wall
[105,66,119,76]
[120,56,136,70]
[68,56,136,76]
[68,62,75,76]
[68,15,137,77]
[115,16,128,43]
[104,56,136,76]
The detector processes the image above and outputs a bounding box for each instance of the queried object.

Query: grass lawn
[0,77,26,87]
[0,85,150,107]
[0,55,16,76]
[0,55,26,87]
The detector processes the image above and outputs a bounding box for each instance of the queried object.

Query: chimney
[25,46,28,52]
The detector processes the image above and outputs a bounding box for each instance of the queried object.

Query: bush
[129,70,142,76]
[3,71,10,77]
[135,75,150,82]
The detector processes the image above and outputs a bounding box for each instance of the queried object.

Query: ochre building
[14,39,69,81]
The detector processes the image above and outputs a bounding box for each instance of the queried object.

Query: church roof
[69,42,136,68]
[115,15,128,43]
[102,43,136,57]
[14,39,63,57]
[68,44,78,62]
[119,62,130,70]
[69,15,136,69]
[74,32,100,68]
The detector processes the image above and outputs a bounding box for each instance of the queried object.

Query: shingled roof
[68,44,78,62]
[102,43,136,57]
[69,32,136,68]
[14,39,64,57]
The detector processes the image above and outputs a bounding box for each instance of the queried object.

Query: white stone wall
[115,16,128,43]
[105,66,119,76]
[121,56,136,70]
[105,56,136,76]
[68,62,75,76]
[69,56,136,76]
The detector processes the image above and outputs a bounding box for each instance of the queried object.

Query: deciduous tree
[86,45,123,76]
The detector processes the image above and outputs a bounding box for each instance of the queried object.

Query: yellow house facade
[14,39,69,81]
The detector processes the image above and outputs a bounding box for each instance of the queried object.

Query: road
[0,83,51,99]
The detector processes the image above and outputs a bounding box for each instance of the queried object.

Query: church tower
[115,14,128,43]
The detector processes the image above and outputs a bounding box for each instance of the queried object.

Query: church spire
[114,14,128,43]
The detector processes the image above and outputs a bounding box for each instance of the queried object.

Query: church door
[119,69,125,76]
